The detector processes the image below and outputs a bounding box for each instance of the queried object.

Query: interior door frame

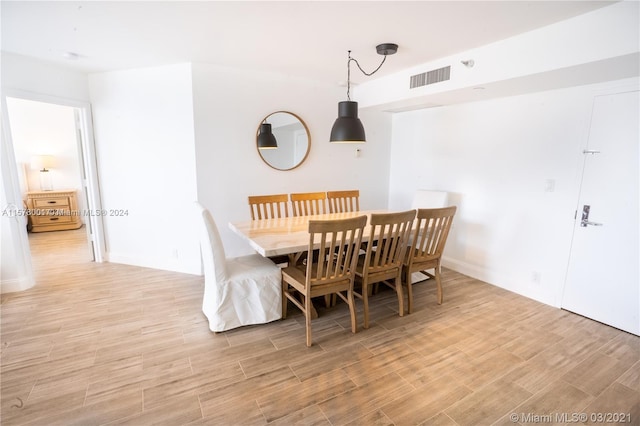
[2,89,106,282]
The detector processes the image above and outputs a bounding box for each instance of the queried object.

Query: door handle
[580,204,603,227]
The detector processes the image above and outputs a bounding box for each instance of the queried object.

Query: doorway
[561,90,639,335]
[6,97,93,265]
[1,91,105,292]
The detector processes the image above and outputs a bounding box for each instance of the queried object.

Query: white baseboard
[442,256,490,282]
[442,256,555,307]
[106,252,201,275]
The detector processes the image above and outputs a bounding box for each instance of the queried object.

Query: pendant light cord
[346,50,388,101]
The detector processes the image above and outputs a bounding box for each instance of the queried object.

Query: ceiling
[1,1,618,86]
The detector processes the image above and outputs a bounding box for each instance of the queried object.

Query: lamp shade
[30,155,56,171]
[257,123,278,149]
[330,101,365,143]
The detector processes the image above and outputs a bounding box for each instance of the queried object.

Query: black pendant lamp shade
[330,101,365,143]
[330,43,397,144]
[257,123,278,149]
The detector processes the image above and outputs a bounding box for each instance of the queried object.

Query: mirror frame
[256,111,311,171]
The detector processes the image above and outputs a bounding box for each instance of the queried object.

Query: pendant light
[257,122,278,149]
[330,43,398,143]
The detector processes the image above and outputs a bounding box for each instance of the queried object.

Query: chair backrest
[363,210,416,275]
[248,194,289,220]
[195,202,227,283]
[408,206,457,266]
[411,190,449,209]
[290,192,327,216]
[306,215,367,287]
[327,190,360,213]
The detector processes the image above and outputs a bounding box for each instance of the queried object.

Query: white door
[562,90,639,335]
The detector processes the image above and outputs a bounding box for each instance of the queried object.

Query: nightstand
[25,190,82,232]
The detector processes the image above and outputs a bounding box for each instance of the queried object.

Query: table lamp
[30,155,56,191]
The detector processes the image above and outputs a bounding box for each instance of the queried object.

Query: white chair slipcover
[195,202,282,332]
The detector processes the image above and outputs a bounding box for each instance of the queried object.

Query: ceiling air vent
[410,66,450,89]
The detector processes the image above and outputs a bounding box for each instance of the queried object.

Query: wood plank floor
[1,227,638,425]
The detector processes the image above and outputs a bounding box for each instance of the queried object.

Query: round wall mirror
[256,111,310,171]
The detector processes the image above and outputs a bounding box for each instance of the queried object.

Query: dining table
[228,210,389,260]
[229,210,388,319]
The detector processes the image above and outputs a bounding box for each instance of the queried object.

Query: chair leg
[363,284,370,329]
[395,276,404,317]
[404,269,414,314]
[347,290,357,333]
[435,267,443,305]
[282,282,288,318]
[305,294,313,347]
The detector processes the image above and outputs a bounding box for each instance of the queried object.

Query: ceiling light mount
[330,43,399,143]
[376,43,398,56]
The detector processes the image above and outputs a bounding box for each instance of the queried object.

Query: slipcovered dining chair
[327,190,360,213]
[281,215,367,346]
[402,206,457,313]
[195,202,282,332]
[248,193,289,220]
[354,210,416,328]
[290,192,328,216]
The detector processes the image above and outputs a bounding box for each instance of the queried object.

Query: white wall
[191,63,392,257]
[88,63,200,274]
[388,77,640,307]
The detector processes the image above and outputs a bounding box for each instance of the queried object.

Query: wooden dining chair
[354,210,416,329]
[327,190,360,213]
[408,190,449,283]
[248,194,289,220]
[290,192,327,216]
[281,215,367,346]
[247,194,290,265]
[402,206,456,313]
